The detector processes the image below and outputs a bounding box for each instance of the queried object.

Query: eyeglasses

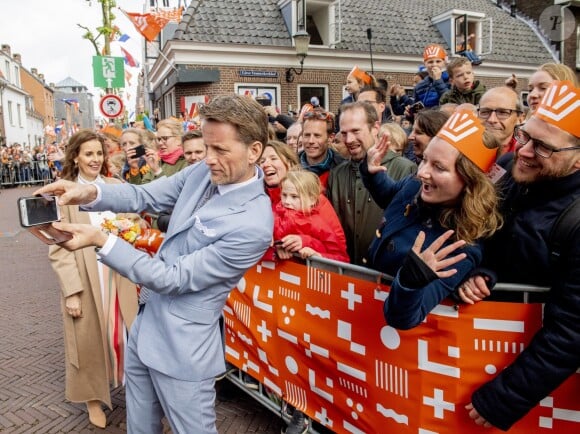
[477,107,521,120]
[514,125,580,159]
[303,110,335,131]
[156,135,176,143]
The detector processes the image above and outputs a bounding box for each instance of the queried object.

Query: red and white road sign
[99,94,124,118]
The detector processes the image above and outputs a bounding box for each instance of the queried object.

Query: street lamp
[285,29,310,83]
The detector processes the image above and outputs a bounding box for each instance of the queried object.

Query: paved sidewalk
[0,186,281,433]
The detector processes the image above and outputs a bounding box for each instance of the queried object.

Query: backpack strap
[549,197,580,267]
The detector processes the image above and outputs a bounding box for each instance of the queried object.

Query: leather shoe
[87,400,106,428]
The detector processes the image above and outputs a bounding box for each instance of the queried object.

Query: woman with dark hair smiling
[406,109,450,163]
[49,130,138,428]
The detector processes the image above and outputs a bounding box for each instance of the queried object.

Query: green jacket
[327,150,416,266]
[439,80,486,106]
[141,156,188,184]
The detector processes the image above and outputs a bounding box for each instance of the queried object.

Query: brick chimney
[1,44,11,56]
[13,53,21,63]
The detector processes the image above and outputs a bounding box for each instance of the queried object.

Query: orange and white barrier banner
[224,260,579,434]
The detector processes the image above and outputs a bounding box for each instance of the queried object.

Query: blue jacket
[360,161,483,329]
[471,156,580,431]
[92,164,273,382]
[413,73,450,108]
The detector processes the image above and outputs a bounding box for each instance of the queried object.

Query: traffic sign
[99,94,124,118]
[93,56,125,89]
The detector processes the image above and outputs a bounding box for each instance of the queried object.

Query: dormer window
[431,9,493,57]
[279,0,338,47]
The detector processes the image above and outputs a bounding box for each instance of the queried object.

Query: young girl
[274,169,349,263]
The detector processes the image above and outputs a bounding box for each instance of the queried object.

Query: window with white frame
[520,91,530,108]
[298,84,329,113]
[431,9,492,56]
[163,89,175,118]
[7,101,13,125]
[280,0,335,47]
[576,26,580,70]
[17,103,22,127]
[235,84,281,109]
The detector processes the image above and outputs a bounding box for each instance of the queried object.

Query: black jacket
[472,156,580,431]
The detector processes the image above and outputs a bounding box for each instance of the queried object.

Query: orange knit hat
[534,80,580,138]
[349,65,372,85]
[436,109,497,172]
[423,44,447,61]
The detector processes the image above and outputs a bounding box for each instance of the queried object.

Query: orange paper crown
[349,65,372,85]
[423,44,447,61]
[101,125,122,138]
[436,109,497,172]
[534,80,580,138]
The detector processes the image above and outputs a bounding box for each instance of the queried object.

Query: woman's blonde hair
[108,152,126,172]
[264,140,299,169]
[281,169,321,213]
[378,123,408,153]
[156,118,183,136]
[438,130,503,244]
[539,63,579,86]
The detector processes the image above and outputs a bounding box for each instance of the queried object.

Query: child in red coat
[274,169,349,262]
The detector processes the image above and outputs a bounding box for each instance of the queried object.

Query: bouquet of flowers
[101,216,164,255]
[101,216,141,243]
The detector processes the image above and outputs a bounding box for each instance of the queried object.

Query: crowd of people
[30,42,579,434]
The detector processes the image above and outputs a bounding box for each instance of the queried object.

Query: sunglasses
[303,111,335,131]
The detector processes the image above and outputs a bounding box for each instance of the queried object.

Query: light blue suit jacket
[93,163,273,381]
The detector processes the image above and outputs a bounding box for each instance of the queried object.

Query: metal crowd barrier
[222,255,550,434]
[0,160,53,188]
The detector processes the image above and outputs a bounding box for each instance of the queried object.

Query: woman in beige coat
[49,130,138,428]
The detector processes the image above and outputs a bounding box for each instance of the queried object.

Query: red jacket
[273,195,349,262]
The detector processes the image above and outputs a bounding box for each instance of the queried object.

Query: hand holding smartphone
[18,195,72,244]
[129,144,146,159]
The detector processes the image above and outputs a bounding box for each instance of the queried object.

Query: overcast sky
[0,0,149,116]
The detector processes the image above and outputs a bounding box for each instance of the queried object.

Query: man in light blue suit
[36,95,274,433]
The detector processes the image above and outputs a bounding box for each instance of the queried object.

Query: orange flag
[122,9,169,42]
[153,6,183,23]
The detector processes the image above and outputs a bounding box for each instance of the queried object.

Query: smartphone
[410,101,425,114]
[131,144,146,159]
[18,195,62,227]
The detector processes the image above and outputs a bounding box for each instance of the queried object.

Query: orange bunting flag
[122,9,169,42]
[153,7,183,23]
[125,69,133,86]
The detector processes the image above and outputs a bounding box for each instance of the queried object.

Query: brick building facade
[145,0,558,120]
[507,0,579,82]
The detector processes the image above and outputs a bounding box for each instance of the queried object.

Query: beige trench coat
[49,178,138,409]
